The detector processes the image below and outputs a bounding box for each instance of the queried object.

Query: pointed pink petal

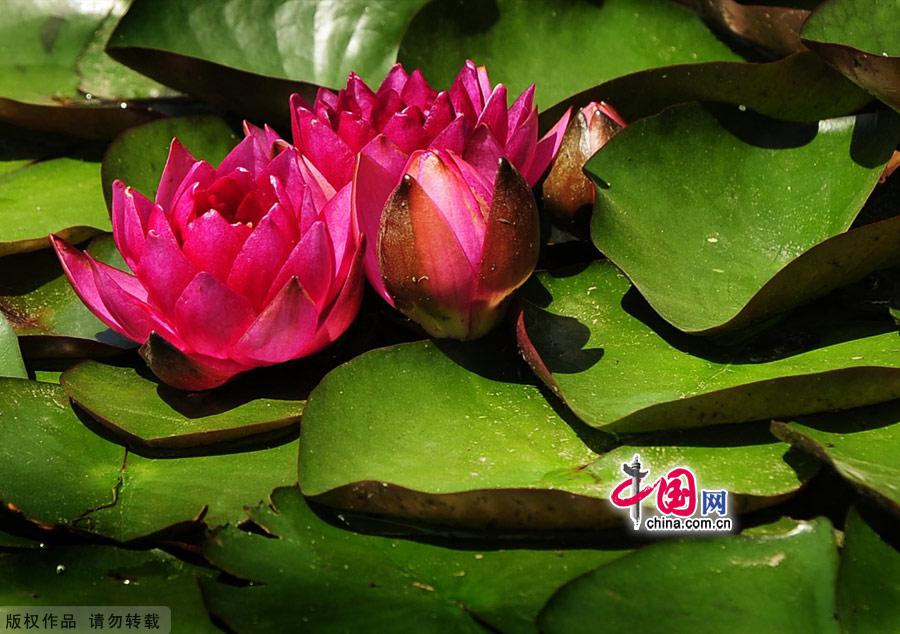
[182,211,252,282]
[137,219,198,313]
[344,73,377,118]
[430,116,472,155]
[476,64,493,104]
[353,136,409,303]
[376,64,409,97]
[450,62,479,121]
[311,87,335,111]
[462,125,505,188]
[231,279,320,364]
[318,241,364,342]
[371,90,403,132]
[218,134,269,177]
[91,261,179,345]
[523,107,572,186]
[51,236,124,334]
[506,109,538,176]
[156,139,198,208]
[226,212,293,309]
[337,111,376,154]
[477,85,508,145]
[322,182,353,279]
[173,272,256,357]
[382,108,428,154]
[266,220,335,309]
[111,181,154,271]
[507,84,536,134]
[423,91,454,142]
[291,107,354,189]
[407,151,486,269]
[400,69,437,110]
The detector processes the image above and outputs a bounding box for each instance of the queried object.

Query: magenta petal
[173,272,256,357]
[507,84,536,134]
[218,134,269,177]
[137,220,198,313]
[91,262,177,345]
[382,108,428,154]
[505,109,538,176]
[352,136,408,303]
[376,64,410,98]
[156,139,199,208]
[337,111,376,154]
[267,220,335,309]
[523,107,572,186]
[111,181,154,271]
[430,116,472,155]
[226,212,292,309]
[477,84,508,145]
[400,69,436,110]
[450,63,478,121]
[345,73,377,118]
[51,236,124,334]
[408,151,486,269]
[292,106,354,189]
[182,211,252,282]
[319,243,364,342]
[423,91,454,141]
[462,125,505,188]
[322,182,353,279]
[232,279,319,364]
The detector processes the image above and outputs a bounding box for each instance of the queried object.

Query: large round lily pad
[586,103,899,334]
[517,262,900,432]
[771,401,900,516]
[300,339,815,529]
[538,518,839,634]
[399,0,741,107]
[61,359,303,453]
[202,485,627,634]
[0,377,297,541]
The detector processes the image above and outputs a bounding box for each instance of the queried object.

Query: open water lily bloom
[51,124,364,391]
[291,60,572,305]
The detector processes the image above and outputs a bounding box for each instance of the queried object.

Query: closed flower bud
[543,101,626,229]
[378,150,539,340]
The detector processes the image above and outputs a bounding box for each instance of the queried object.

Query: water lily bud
[378,150,539,340]
[52,124,364,391]
[543,101,626,229]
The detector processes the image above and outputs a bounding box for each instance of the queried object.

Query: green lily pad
[801,0,900,111]
[399,0,741,108]
[0,0,158,139]
[540,52,871,127]
[538,518,839,634]
[202,486,626,634]
[587,103,899,334]
[0,313,25,379]
[0,377,297,541]
[0,234,134,357]
[0,545,219,632]
[0,529,39,549]
[0,156,110,257]
[61,359,303,453]
[101,115,238,209]
[107,0,429,125]
[771,401,900,515]
[837,507,900,633]
[517,262,900,433]
[300,339,814,529]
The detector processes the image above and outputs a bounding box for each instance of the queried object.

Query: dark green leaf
[0,313,26,379]
[61,359,303,454]
[518,262,900,432]
[771,401,900,515]
[300,340,814,528]
[399,0,741,109]
[587,104,899,334]
[203,486,626,634]
[539,518,839,634]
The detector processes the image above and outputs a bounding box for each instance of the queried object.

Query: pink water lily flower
[291,60,571,304]
[52,124,364,391]
[378,149,539,340]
